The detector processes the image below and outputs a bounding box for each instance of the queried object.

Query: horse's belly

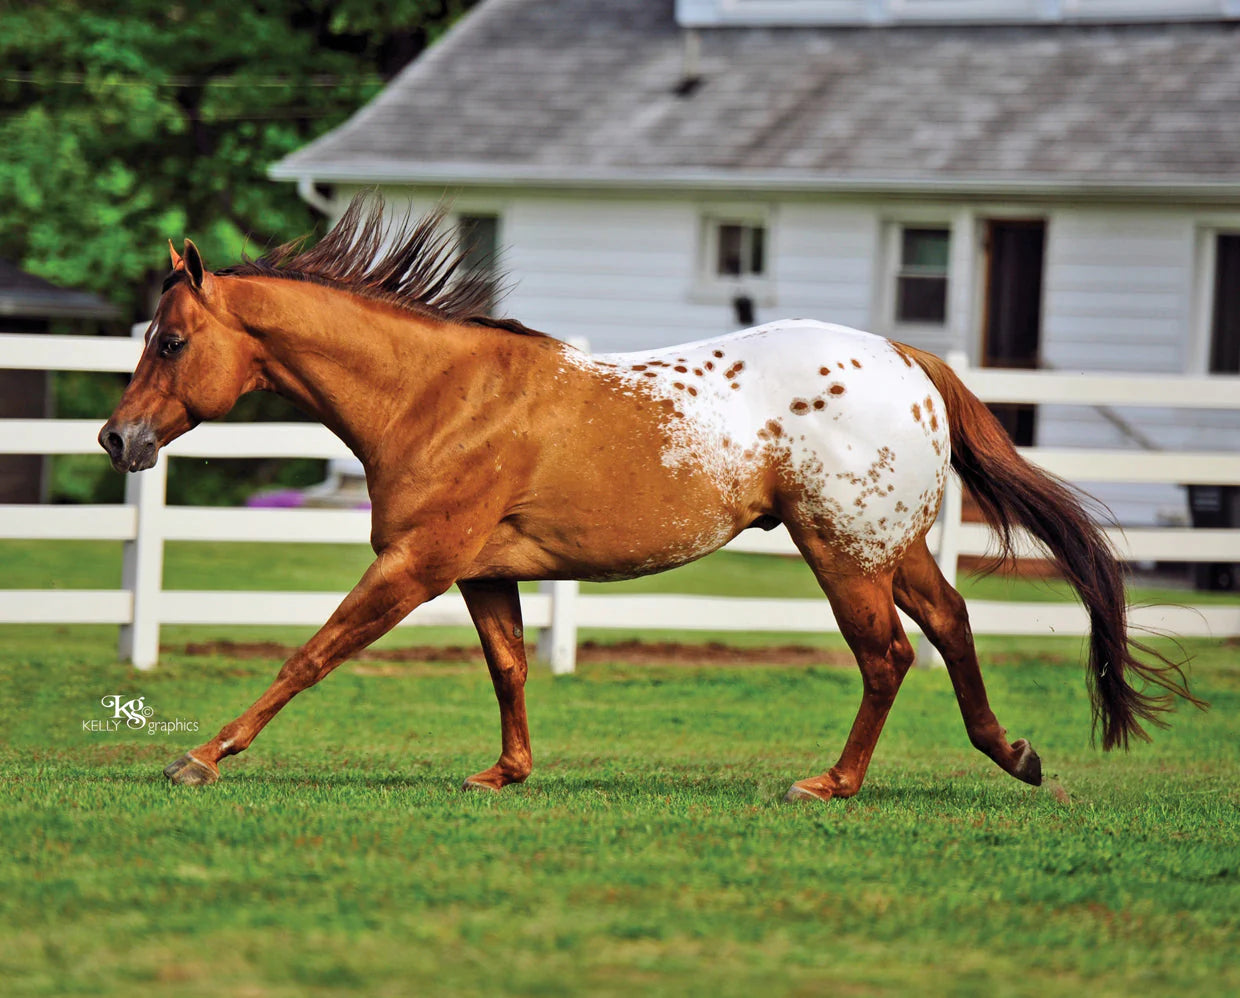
[461,496,740,583]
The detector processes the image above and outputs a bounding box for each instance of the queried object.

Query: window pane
[1211,233,1240,374]
[748,226,765,276]
[896,275,948,324]
[717,224,744,276]
[458,214,499,273]
[901,227,950,271]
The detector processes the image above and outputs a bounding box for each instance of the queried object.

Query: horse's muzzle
[99,420,159,473]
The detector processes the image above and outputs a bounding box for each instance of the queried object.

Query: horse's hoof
[783,781,834,804]
[1011,739,1043,787]
[164,753,219,786]
[461,778,501,793]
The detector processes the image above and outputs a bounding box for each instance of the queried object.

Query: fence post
[118,454,167,670]
[117,321,165,670]
[538,580,579,675]
[917,349,968,669]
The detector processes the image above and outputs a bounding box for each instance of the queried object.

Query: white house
[270,0,1240,527]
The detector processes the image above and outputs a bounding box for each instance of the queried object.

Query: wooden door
[982,220,1045,446]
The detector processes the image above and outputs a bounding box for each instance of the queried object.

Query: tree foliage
[0,0,476,323]
[2,1,478,503]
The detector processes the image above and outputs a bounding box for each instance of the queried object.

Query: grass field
[2,541,1238,996]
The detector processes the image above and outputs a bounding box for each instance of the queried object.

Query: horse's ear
[168,239,184,271]
[182,239,206,290]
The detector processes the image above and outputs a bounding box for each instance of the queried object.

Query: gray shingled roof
[271,0,1240,195]
[0,259,118,319]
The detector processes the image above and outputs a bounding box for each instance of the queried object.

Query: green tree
[1,1,477,503]
[0,0,474,322]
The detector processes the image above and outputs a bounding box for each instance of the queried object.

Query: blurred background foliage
[1,0,479,503]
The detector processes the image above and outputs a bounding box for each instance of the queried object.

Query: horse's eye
[159,337,187,359]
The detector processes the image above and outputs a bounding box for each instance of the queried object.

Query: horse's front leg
[459,579,532,791]
[164,544,449,785]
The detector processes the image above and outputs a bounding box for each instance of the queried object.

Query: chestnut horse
[100,196,1201,801]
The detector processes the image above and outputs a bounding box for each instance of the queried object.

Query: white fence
[2,330,1239,672]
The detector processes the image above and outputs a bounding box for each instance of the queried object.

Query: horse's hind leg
[459,580,532,791]
[784,534,916,803]
[893,537,1042,786]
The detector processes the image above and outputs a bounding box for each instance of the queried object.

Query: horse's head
[100,240,263,472]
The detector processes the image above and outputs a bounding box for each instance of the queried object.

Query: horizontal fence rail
[2,332,1239,671]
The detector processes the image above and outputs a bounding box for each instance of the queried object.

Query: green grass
[2,540,1238,996]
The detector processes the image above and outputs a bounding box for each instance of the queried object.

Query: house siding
[504,198,707,349]
[373,186,1233,527]
[392,192,881,352]
[1038,207,1232,526]
[772,203,877,333]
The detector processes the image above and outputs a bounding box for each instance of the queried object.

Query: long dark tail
[906,345,1206,750]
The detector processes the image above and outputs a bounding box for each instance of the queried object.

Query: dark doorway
[1210,233,1240,374]
[982,220,1045,446]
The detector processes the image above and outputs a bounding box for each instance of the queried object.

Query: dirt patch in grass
[175,638,857,670]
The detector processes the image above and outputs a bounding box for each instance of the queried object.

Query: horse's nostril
[105,431,125,457]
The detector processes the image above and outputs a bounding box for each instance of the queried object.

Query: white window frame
[1191,222,1240,375]
[878,219,953,334]
[693,208,776,306]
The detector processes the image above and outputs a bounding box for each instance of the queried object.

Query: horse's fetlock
[503,752,533,781]
[967,719,1004,754]
[826,769,857,797]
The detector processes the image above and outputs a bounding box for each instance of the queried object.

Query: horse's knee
[487,650,528,691]
[891,632,916,674]
[276,654,322,687]
[853,617,916,701]
[861,644,912,702]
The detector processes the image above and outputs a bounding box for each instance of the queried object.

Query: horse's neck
[244,281,454,467]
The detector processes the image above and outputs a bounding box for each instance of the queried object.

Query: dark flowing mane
[203,194,545,337]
